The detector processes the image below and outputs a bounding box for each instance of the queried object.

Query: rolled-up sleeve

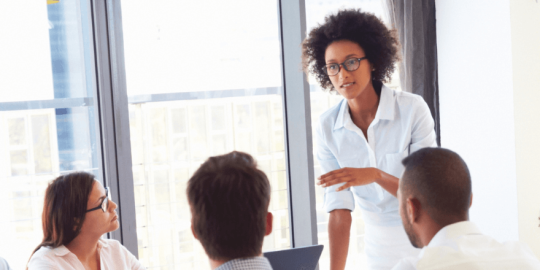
[410,98,437,154]
[315,122,355,213]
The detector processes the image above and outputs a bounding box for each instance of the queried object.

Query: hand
[317,167,381,192]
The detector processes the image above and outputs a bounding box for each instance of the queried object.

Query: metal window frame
[277,0,319,248]
[91,0,138,256]
[92,0,318,259]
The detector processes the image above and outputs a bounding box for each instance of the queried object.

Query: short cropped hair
[401,148,472,226]
[187,151,271,261]
[302,9,399,92]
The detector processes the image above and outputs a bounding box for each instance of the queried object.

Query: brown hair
[28,172,95,262]
[187,151,271,261]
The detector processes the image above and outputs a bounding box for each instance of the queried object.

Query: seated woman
[27,172,144,270]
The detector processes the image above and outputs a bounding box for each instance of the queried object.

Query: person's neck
[418,221,443,248]
[420,216,469,247]
[347,83,379,125]
[65,233,101,264]
[209,253,262,269]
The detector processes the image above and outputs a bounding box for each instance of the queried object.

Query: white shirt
[27,239,145,270]
[392,221,540,270]
[316,85,436,226]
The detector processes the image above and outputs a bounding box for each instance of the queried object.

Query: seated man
[393,147,540,270]
[187,151,273,270]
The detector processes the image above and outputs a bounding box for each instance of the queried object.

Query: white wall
[436,0,519,242]
[510,0,540,258]
[437,0,540,258]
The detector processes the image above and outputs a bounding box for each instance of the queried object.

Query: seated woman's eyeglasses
[322,57,367,76]
[86,187,110,213]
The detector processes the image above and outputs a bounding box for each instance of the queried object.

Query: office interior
[0,0,539,269]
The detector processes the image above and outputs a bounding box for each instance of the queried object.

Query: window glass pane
[305,1,401,269]
[121,0,288,268]
[0,2,102,269]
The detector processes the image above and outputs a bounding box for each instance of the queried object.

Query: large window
[0,1,102,269]
[0,1,380,269]
[121,0,290,268]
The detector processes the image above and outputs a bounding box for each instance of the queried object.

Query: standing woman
[302,9,436,270]
[27,172,145,270]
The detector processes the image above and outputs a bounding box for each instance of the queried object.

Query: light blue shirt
[0,257,11,270]
[315,85,437,226]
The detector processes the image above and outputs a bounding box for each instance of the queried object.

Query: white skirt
[363,223,420,270]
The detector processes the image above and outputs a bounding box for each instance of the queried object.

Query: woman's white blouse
[316,85,436,226]
[27,239,145,270]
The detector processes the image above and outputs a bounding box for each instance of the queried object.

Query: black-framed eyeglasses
[86,187,110,213]
[322,57,367,76]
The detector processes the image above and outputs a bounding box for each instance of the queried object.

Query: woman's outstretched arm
[318,167,399,197]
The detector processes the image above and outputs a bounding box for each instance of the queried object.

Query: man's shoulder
[418,236,540,269]
[391,256,419,270]
[497,240,540,268]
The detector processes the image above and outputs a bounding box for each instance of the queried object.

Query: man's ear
[406,197,421,223]
[191,223,198,240]
[469,193,473,208]
[265,212,273,236]
[188,204,198,240]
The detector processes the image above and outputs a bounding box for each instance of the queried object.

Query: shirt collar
[97,238,109,248]
[333,84,395,131]
[378,85,395,120]
[53,238,109,257]
[427,221,483,248]
[417,221,482,258]
[53,246,70,257]
[215,256,273,270]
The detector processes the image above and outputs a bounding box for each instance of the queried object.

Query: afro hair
[302,9,400,92]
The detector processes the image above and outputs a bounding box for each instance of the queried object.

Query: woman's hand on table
[317,167,382,191]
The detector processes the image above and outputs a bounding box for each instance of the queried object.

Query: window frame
[91,0,138,254]
[93,0,318,258]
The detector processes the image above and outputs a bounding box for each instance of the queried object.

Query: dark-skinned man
[392,147,540,270]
